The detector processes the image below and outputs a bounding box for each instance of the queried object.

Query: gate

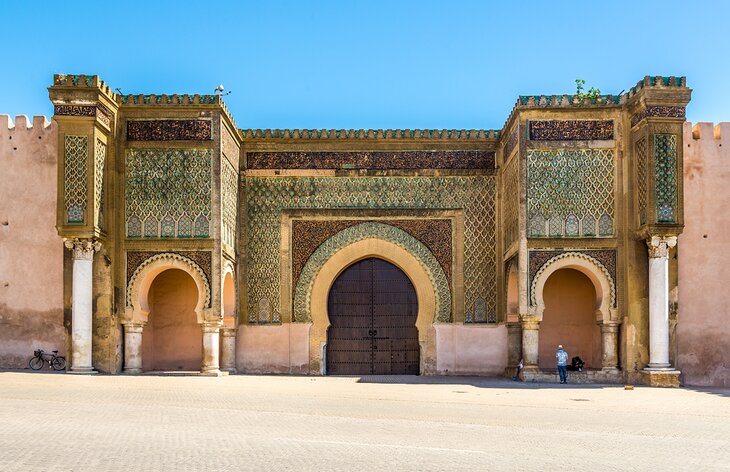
[326,258,419,375]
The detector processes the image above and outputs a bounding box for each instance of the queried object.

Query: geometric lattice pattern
[293,222,452,323]
[94,139,106,229]
[502,155,519,249]
[245,176,497,324]
[636,138,648,226]
[654,134,678,223]
[527,149,614,238]
[221,157,238,248]
[125,149,211,238]
[64,135,88,224]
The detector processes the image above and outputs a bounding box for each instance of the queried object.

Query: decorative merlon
[239,128,500,140]
[647,236,677,258]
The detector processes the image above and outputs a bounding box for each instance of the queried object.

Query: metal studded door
[327,258,419,375]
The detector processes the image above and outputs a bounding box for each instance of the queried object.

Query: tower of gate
[48,75,242,373]
[499,77,691,385]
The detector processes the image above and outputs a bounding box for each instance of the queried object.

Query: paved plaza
[0,372,728,471]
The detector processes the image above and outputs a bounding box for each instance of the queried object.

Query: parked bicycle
[29,349,66,371]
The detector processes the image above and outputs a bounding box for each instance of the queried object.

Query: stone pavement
[0,372,728,471]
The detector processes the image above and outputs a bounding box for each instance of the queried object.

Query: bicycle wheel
[29,356,44,370]
[51,356,66,371]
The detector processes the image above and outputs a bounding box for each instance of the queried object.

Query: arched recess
[222,261,236,328]
[294,222,450,375]
[125,252,211,325]
[530,252,616,323]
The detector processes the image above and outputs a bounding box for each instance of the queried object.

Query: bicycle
[29,349,66,371]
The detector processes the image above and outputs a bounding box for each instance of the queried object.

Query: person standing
[556,345,569,384]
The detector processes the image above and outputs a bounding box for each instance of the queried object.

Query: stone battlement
[0,115,56,162]
[688,122,730,141]
[53,74,118,102]
[240,128,501,140]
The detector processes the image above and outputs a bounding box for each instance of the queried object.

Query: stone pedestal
[201,323,223,376]
[220,328,237,373]
[599,321,620,371]
[640,369,681,388]
[520,315,540,370]
[64,239,101,374]
[123,322,144,374]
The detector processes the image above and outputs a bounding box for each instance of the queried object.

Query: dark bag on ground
[566,356,584,371]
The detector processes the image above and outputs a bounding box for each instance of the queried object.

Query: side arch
[529,252,616,322]
[125,252,211,325]
[293,222,451,323]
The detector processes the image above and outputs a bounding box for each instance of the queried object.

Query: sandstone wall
[0,115,64,368]
[678,122,730,387]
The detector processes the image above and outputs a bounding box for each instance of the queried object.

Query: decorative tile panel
[64,135,88,224]
[55,105,96,117]
[222,127,240,169]
[527,149,615,238]
[631,106,685,127]
[125,149,212,238]
[126,120,212,141]
[528,249,617,306]
[528,120,614,141]
[246,176,497,324]
[247,150,495,170]
[293,222,452,323]
[221,158,238,248]
[94,139,105,229]
[636,138,648,226]
[291,219,452,291]
[126,250,212,305]
[654,134,678,223]
[502,155,519,249]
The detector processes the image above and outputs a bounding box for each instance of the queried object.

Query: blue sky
[1,1,727,129]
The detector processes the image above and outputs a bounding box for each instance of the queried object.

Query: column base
[200,369,226,377]
[123,368,143,375]
[67,369,98,375]
[640,368,681,388]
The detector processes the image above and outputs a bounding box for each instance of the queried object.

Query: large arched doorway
[141,269,202,371]
[327,258,419,375]
[538,268,601,369]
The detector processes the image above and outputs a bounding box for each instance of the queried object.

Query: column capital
[598,320,621,332]
[646,235,677,258]
[201,322,222,333]
[63,238,102,260]
[519,314,540,329]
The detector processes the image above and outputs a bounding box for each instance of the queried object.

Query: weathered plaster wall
[678,122,730,387]
[0,116,63,368]
[236,324,310,374]
[435,324,508,375]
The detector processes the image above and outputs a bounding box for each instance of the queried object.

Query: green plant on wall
[575,79,601,102]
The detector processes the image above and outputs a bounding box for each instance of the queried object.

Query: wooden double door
[326,258,420,375]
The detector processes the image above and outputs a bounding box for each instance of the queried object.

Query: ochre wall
[141,269,202,371]
[236,324,310,374]
[0,116,64,368]
[435,324,508,375]
[538,269,601,369]
[678,122,730,387]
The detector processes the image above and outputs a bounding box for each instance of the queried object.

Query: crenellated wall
[0,115,64,368]
[678,122,730,387]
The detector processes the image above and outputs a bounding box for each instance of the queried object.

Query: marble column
[520,315,540,368]
[220,328,237,373]
[64,239,101,373]
[646,236,677,369]
[201,323,222,375]
[122,322,145,374]
[599,321,620,371]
